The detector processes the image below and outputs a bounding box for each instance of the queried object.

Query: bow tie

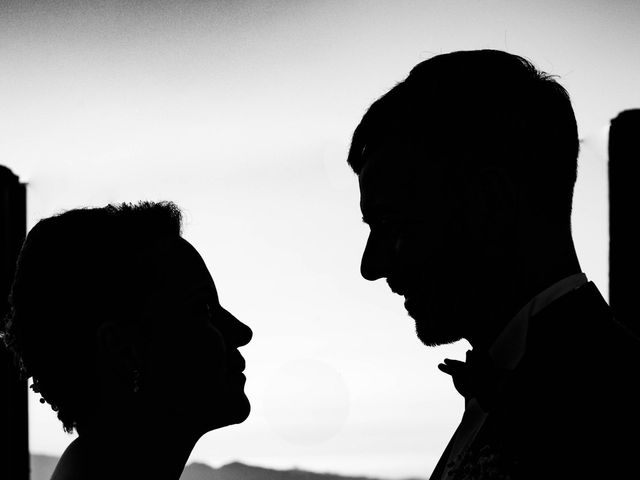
[438,349,511,411]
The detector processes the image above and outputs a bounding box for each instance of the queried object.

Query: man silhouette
[348,50,640,479]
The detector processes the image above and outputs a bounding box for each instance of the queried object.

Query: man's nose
[360,233,392,281]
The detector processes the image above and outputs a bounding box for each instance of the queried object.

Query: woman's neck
[76,409,201,480]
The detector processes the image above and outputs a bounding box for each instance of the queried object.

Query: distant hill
[31,454,423,480]
[31,454,59,480]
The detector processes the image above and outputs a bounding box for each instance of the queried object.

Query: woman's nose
[222,309,252,347]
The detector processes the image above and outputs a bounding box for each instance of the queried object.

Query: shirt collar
[489,272,588,370]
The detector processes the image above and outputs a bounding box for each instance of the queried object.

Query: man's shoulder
[503,280,640,435]
[461,283,640,478]
[527,281,640,357]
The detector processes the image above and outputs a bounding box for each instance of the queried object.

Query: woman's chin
[226,394,251,424]
[200,394,251,431]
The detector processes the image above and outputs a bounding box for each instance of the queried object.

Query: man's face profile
[358,137,471,347]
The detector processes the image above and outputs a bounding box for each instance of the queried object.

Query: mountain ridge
[31,454,424,480]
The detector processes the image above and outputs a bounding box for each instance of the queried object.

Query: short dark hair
[347,49,579,220]
[1,201,183,433]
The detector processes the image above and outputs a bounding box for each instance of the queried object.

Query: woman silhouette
[1,201,252,480]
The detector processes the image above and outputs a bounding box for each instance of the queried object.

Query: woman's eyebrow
[182,284,218,305]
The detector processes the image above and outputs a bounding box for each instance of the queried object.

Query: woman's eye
[189,301,210,319]
[206,302,221,323]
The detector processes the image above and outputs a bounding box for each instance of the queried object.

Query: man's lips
[388,279,420,297]
[387,278,407,296]
[388,278,423,309]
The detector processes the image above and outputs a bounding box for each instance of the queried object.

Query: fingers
[437,358,465,375]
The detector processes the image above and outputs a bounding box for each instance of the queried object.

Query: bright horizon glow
[2,1,639,478]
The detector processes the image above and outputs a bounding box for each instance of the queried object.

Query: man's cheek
[396,234,429,268]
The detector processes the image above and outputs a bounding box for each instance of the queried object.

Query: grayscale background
[1,0,638,478]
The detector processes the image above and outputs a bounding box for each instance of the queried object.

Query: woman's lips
[228,352,246,373]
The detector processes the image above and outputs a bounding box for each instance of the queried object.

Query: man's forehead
[359,138,449,199]
[358,139,450,221]
[359,139,414,185]
[359,153,410,225]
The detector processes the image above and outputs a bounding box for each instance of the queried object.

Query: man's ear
[462,166,517,236]
[95,322,140,379]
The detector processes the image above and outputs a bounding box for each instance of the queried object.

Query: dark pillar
[0,165,29,480]
[609,109,640,337]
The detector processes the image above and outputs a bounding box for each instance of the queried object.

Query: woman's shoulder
[50,437,88,480]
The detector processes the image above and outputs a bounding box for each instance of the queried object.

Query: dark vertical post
[609,109,640,337]
[0,165,29,480]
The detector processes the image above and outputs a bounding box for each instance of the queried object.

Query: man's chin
[405,297,463,347]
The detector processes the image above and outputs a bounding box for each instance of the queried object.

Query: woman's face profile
[137,238,252,433]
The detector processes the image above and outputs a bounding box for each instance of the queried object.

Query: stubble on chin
[408,306,463,347]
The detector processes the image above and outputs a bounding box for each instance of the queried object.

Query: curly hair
[0,201,183,433]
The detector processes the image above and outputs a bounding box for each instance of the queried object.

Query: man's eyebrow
[360,206,378,224]
[361,211,386,225]
[362,209,415,225]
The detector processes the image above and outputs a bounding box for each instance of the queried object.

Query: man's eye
[372,217,423,239]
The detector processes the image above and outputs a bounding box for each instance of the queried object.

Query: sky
[1,1,639,478]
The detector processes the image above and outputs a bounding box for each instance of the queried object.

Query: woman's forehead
[163,238,211,276]
[146,237,218,306]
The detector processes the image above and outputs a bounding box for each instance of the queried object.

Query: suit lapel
[429,432,456,480]
[443,282,616,477]
[430,282,624,479]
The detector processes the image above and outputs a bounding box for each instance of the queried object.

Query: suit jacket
[430,282,640,479]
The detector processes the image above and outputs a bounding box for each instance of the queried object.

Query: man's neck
[468,232,582,351]
[517,227,582,308]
